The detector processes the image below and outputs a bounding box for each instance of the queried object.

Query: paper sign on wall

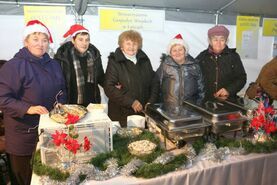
[236,16,260,59]
[263,18,277,36]
[24,6,66,45]
[99,8,165,31]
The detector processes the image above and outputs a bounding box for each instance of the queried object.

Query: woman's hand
[214,88,229,100]
[115,82,122,90]
[26,106,49,115]
[131,100,143,113]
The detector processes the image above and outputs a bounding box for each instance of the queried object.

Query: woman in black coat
[196,25,247,100]
[54,24,105,106]
[104,30,158,127]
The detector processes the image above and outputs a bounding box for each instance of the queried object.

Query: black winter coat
[54,42,104,105]
[196,46,247,100]
[104,48,158,126]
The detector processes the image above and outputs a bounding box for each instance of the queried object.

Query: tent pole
[215,0,237,25]
[217,0,238,12]
[215,12,219,25]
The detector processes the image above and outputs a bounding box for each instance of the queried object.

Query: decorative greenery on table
[134,155,186,178]
[33,131,277,181]
[90,131,187,178]
[33,150,69,181]
[90,131,166,169]
[215,133,277,153]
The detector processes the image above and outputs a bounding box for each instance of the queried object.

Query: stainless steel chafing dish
[183,99,247,134]
[145,103,210,148]
[223,97,258,117]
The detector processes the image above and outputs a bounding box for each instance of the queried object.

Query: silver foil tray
[204,119,245,134]
[160,119,210,132]
[145,104,210,131]
[183,100,247,123]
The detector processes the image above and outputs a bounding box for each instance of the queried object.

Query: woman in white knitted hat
[0,20,66,185]
[155,34,204,113]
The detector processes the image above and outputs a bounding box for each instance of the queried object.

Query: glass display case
[39,112,113,169]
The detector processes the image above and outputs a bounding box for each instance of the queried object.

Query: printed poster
[24,6,66,53]
[99,8,165,31]
[236,16,260,59]
[263,18,277,36]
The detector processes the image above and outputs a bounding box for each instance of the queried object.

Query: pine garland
[134,155,187,178]
[33,131,277,181]
[33,150,69,181]
[215,133,277,153]
[90,131,164,169]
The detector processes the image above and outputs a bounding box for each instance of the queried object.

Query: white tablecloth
[32,151,277,185]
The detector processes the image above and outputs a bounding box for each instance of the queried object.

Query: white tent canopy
[0,0,276,98]
[0,0,277,23]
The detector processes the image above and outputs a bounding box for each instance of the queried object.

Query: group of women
[0,20,248,185]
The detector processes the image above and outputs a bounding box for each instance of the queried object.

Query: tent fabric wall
[0,13,274,97]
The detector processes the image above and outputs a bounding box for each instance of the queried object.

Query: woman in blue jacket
[0,20,66,185]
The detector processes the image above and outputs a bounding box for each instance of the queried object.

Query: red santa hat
[167,34,189,55]
[63,24,89,38]
[23,20,53,43]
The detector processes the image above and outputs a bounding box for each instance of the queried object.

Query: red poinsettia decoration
[250,97,277,136]
[65,138,81,154]
[65,113,80,125]
[52,130,67,146]
[83,136,91,152]
[51,113,92,156]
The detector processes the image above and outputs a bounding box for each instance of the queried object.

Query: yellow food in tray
[116,127,143,138]
[49,104,87,124]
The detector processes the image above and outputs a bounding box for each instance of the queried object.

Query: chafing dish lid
[146,103,202,122]
[183,99,243,117]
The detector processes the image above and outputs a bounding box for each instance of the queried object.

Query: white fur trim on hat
[71,29,89,38]
[23,24,50,40]
[63,24,89,39]
[167,38,189,55]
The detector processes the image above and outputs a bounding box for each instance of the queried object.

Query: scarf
[208,45,225,56]
[123,51,137,64]
[71,47,95,104]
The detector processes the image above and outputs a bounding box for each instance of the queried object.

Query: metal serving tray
[223,97,258,117]
[145,104,210,148]
[183,99,247,134]
[145,103,207,131]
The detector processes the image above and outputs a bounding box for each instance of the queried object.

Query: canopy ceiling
[0,0,276,24]
[0,0,276,17]
[99,0,277,17]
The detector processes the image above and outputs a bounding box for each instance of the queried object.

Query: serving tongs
[52,90,65,115]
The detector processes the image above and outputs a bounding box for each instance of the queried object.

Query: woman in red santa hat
[54,24,105,106]
[196,25,246,100]
[155,34,204,113]
[0,20,67,185]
